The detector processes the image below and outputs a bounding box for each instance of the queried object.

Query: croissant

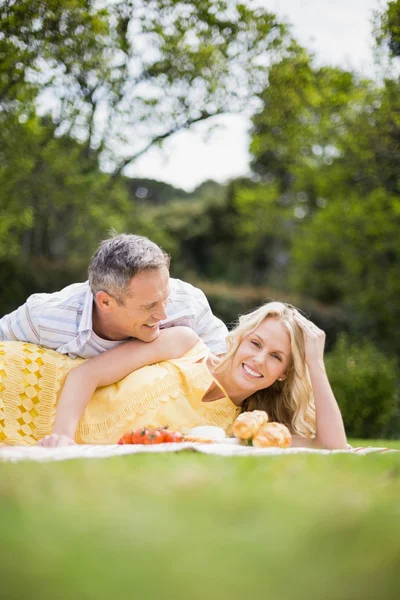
[233,410,269,440]
[252,422,292,448]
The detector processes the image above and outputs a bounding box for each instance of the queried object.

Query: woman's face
[230,317,292,397]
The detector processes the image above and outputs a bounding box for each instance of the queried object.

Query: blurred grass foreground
[1,447,400,600]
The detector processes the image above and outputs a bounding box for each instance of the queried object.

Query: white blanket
[0,443,398,462]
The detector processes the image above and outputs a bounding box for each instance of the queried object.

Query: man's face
[98,266,170,342]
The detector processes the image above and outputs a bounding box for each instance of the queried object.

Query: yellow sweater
[0,341,240,445]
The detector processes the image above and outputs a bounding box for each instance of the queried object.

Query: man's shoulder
[0,282,91,345]
[28,281,90,312]
[163,278,209,324]
[165,278,227,353]
[169,278,206,300]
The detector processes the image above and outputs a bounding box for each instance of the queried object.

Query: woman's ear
[277,372,287,382]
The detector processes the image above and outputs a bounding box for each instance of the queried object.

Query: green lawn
[1,443,400,600]
[350,438,400,449]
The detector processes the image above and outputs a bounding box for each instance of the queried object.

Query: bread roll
[251,410,269,428]
[233,410,269,440]
[252,422,292,448]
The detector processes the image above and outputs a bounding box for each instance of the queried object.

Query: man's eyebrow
[253,333,287,356]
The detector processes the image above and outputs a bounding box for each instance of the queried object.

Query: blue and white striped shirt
[0,279,228,358]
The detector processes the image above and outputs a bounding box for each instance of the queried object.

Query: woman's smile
[242,363,263,378]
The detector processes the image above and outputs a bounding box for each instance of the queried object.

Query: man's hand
[37,434,76,447]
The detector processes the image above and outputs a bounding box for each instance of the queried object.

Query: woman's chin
[235,367,265,393]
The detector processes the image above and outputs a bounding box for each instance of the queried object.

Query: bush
[203,284,349,350]
[325,334,400,439]
[0,258,87,317]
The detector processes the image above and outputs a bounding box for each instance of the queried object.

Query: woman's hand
[294,311,347,450]
[293,312,326,369]
[37,434,76,448]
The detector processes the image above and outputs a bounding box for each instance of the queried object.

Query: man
[0,233,228,357]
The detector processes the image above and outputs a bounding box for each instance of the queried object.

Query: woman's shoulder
[158,326,202,358]
[164,336,210,366]
[178,339,210,362]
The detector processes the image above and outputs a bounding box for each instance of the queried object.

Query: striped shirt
[0,279,228,358]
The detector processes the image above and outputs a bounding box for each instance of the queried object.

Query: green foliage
[290,188,400,353]
[325,334,400,439]
[124,177,191,205]
[0,258,88,317]
[0,0,290,269]
[0,115,132,260]
[135,177,295,288]
[250,45,363,210]
[0,0,289,174]
[133,185,238,281]
[246,33,400,358]
[376,0,400,57]
[229,180,294,287]
[0,0,110,115]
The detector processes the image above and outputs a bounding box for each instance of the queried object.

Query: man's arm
[38,326,200,446]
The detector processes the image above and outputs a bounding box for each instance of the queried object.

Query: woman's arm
[291,313,347,450]
[37,326,200,446]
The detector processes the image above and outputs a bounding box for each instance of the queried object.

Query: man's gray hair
[88,233,170,302]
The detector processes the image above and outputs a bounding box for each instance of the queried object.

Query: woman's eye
[251,340,260,348]
[272,353,282,361]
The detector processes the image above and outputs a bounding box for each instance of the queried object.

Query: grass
[350,438,400,449]
[1,441,400,600]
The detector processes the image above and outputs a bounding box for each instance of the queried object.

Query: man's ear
[95,291,115,312]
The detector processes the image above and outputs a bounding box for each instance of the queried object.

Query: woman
[0,302,347,449]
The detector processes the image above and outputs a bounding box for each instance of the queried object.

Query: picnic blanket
[0,442,398,462]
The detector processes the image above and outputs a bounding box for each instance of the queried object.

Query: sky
[126,0,383,191]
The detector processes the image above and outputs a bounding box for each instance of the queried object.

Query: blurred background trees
[1,0,400,437]
[1,0,286,260]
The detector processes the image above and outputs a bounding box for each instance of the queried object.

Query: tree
[0,0,288,174]
[237,14,400,357]
[376,0,400,57]
[0,0,110,114]
[291,188,400,354]
[0,0,290,260]
[219,47,366,289]
[286,3,400,354]
[250,45,366,213]
[0,114,131,260]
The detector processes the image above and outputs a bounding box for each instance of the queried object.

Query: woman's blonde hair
[217,301,316,438]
